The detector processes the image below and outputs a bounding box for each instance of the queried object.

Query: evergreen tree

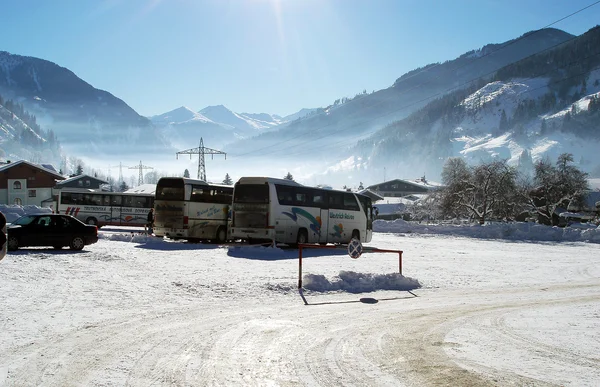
[119,181,129,192]
[223,173,233,185]
[358,182,364,190]
[184,169,190,178]
[76,164,84,175]
[284,172,294,181]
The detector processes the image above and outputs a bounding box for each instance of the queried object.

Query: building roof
[56,174,109,185]
[367,177,442,190]
[0,160,65,180]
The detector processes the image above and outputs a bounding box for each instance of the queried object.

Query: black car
[7,214,98,251]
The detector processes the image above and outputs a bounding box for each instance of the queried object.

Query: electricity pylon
[129,161,153,186]
[176,137,226,181]
[109,162,128,185]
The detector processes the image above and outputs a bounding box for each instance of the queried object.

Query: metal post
[399,251,403,275]
[298,245,303,289]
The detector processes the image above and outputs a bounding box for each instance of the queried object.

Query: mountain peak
[150,106,212,124]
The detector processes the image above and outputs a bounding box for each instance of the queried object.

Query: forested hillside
[0,93,61,164]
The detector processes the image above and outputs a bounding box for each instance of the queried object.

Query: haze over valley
[1,2,600,189]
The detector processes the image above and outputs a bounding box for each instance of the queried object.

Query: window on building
[13,181,22,189]
[78,180,83,187]
[14,198,22,205]
[85,180,91,187]
[28,190,36,197]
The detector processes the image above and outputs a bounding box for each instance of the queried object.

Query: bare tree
[527,153,589,225]
[439,158,518,223]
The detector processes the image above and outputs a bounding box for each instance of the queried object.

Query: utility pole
[129,161,153,186]
[176,137,226,181]
[109,162,128,185]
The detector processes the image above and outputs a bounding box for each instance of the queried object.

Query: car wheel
[70,236,85,250]
[215,226,227,244]
[7,236,19,251]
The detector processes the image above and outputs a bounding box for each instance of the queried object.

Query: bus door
[319,208,329,243]
[312,191,328,244]
[110,195,123,225]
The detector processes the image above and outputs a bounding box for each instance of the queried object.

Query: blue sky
[2,0,600,117]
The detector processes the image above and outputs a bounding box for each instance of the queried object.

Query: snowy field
[1,220,599,386]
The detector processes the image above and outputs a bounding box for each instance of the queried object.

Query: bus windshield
[233,184,269,204]
[156,180,185,201]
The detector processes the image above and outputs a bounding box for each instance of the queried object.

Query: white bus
[153,177,233,243]
[230,177,374,245]
[57,189,154,227]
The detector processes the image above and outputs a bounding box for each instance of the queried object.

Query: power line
[228,1,600,160]
[280,54,600,160]
[233,26,600,160]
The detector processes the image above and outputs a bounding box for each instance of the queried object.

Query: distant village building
[0,160,65,207]
[366,176,440,198]
[55,174,109,190]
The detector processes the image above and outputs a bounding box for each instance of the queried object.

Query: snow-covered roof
[125,184,156,195]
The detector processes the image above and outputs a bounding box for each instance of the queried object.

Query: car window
[52,217,68,228]
[12,215,36,226]
[59,216,74,228]
[36,216,52,227]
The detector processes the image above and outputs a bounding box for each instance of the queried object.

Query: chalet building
[0,160,65,207]
[55,174,109,190]
[366,177,439,198]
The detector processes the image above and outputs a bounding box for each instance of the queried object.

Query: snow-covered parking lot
[1,221,600,386]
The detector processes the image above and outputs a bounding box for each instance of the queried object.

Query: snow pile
[375,218,600,243]
[303,271,421,293]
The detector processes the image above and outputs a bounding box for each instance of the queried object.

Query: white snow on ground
[1,211,599,385]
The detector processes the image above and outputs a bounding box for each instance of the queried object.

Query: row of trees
[433,153,590,225]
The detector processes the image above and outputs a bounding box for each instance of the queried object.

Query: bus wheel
[215,227,227,244]
[85,217,98,226]
[351,230,360,241]
[297,229,308,245]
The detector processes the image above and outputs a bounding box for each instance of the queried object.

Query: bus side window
[111,195,122,206]
[295,193,306,205]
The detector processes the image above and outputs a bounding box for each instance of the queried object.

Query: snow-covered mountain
[345,26,600,185]
[149,106,237,150]
[149,104,318,150]
[150,106,213,126]
[199,105,281,135]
